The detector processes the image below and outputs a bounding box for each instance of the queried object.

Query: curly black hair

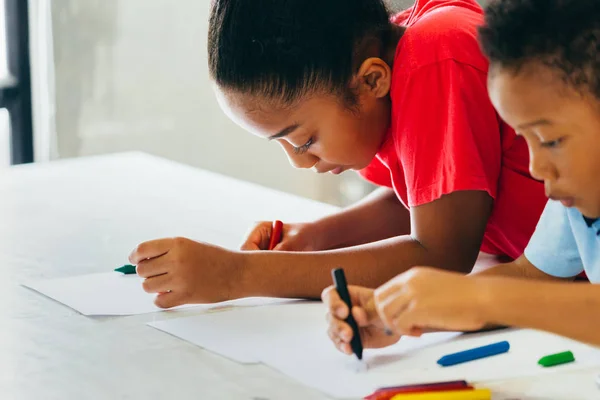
[208,0,393,106]
[479,0,600,98]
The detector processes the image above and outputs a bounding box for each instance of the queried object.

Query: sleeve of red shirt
[393,60,503,207]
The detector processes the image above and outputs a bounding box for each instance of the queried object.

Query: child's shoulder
[392,0,487,73]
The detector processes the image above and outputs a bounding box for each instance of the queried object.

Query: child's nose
[278,141,318,169]
[286,150,318,169]
[529,148,557,182]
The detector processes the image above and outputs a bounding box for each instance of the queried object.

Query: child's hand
[374,267,487,336]
[129,237,241,308]
[240,221,322,251]
[322,285,401,354]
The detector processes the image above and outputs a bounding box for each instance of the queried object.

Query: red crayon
[268,220,284,250]
[365,381,472,400]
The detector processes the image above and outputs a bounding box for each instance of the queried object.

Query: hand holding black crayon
[331,268,364,361]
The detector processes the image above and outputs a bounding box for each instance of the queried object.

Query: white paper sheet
[148,302,600,398]
[24,272,297,316]
[149,300,317,363]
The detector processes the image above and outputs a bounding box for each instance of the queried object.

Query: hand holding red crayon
[240,220,323,251]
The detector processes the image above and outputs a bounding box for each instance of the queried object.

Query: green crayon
[538,351,575,367]
[114,264,136,275]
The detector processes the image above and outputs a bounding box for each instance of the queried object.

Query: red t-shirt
[358,0,547,260]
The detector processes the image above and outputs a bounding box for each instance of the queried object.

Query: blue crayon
[437,340,510,367]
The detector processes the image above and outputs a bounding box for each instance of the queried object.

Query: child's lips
[550,194,575,207]
[559,198,575,207]
[313,165,347,174]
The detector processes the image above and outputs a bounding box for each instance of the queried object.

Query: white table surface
[1,152,598,400]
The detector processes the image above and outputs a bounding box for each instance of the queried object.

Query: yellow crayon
[391,388,491,400]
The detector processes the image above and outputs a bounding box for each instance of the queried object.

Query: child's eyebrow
[269,123,301,140]
[516,119,552,130]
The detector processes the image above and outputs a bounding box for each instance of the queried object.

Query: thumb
[353,296,380,327]
[352,307,370,327]
[239,222,272,251]
[362,295,379,323]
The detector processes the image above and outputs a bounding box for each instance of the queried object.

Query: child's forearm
[478,278,600,346]
[472,255,563,280]
[233,190,490,300]
[235,235,445,299]
[314,187,411,249]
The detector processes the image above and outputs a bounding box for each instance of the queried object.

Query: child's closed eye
[540,137,566,149]
[293,138,314,155]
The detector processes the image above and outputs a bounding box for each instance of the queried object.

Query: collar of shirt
[583,216,600,235]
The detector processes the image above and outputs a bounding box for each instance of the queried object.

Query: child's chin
[576,202,600,219]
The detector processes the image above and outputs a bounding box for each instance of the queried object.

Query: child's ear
[355,58,392,98]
